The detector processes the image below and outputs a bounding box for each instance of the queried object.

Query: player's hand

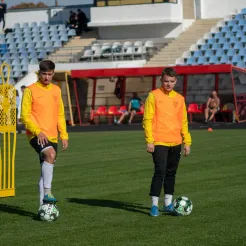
[147,143,155,153]
[61,139,68,151]
[37,132,48,148]
[183,145,191,156]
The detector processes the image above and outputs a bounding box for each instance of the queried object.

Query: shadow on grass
[0,204,37,220]
[67,198,149,215]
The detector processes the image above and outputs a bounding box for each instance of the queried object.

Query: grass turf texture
[0,130,245,246]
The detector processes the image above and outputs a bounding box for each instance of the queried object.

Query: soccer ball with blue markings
[173,196,193,216]
[38,203,59,221]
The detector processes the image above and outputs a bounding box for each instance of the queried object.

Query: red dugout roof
[70,64,246,78]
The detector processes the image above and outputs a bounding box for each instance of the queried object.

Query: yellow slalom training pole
[0,62,16,198]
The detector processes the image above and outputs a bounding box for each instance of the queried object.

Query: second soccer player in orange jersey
[21,60,69,207]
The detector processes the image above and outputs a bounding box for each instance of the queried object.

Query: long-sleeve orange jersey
[21,81,68,143]
[142,88,191,147]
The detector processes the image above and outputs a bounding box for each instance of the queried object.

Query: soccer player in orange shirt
[143,67,191,217]
[21,60,68,207]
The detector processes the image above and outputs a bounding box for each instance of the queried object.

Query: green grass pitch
[0,129,245,246]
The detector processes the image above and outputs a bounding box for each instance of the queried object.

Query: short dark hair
[39,60,55,72]
[21,85,26,89]
[161,67,177,78]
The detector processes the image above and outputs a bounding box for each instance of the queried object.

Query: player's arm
[20,88,42,136]
[58,92,69,150]
[128,101,132,112]
[142,92,155,152]
[206,98,211,109]
[181,100,192,156]
[217,98,220,108]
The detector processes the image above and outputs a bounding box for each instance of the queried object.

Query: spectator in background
[204,90,220,123]
[16,89,21,133]
[116,92,144,124]
[77,9,88,33]
[0,0,7,32]
[21,85,26,93]
[68,13,80,36]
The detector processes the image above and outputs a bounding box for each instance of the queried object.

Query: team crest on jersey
[173,101,179,107]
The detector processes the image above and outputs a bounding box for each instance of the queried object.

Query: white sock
[41,161,54,195]
[164,194,173,207]
[39,176,44,205]
[152,196,159,207]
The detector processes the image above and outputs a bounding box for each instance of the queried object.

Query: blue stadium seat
[222,43,231,50]
[54,40,62,48]
[218,37,227,44]
[238,49,246,56]
[214,32,223,39]
[197,57,208,65]
[200,44,209,51]
[212,43,221,50]
[231,55,242,64]
[220,56,230,64]
[227,20,237,27]
[232,26,242,32]
[193,50,202,57]
[235,14,244,20]
[209,56,219,64]
[215,49,225,57]
[234,42,243,50]
[227,49,236,57]
[236,61,245,68]
[68,29,76,37]
[228,36,237,44]
[186,57,196,65]
[238,19,246,27]
[221,26,231,33]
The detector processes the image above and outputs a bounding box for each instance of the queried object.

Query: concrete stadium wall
[97,21,194,39]
[5,4,92,29]
[88,2,188,39]
[198,0,246,19]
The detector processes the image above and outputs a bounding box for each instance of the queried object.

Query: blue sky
[6,0,93,8]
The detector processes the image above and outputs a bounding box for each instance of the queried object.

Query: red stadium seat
[108,106,121,124]
[136,105,144,115]
[187,103,202,122]
[119,105,127,114]
[94,106,108,124]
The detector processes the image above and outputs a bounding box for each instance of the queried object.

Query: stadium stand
[145,19,220,67]
[176,8,246,68]
[0,21,76,83]
[78,38,172,62]
[47,30,98,63]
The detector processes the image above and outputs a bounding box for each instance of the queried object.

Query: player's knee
[44,149,56,163]
[154,168,166,178]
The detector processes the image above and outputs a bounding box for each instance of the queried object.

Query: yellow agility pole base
[0,63,16,197]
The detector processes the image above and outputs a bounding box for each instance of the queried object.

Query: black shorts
[130,108,141,112]
[30,136,58,163]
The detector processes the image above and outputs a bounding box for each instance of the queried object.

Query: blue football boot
[150,206,159,217]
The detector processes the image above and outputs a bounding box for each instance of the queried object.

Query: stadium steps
[145,19,221,67]
[48,29,98,63]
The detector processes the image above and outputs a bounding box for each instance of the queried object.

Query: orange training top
[143,88,191,146]
[21,81,68,143]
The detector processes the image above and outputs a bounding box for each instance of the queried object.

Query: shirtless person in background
[204,91,220,123]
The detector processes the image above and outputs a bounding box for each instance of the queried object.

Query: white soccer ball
[38,203,59,221]
[173,196,193,216]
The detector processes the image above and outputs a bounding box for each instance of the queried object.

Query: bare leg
[118,112,128,124]
[129,110,136,124]
[205,108,209,121]
[208,109,217,121]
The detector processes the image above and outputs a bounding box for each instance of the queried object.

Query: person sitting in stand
[204,90,220,123]
[116,92,144,124]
